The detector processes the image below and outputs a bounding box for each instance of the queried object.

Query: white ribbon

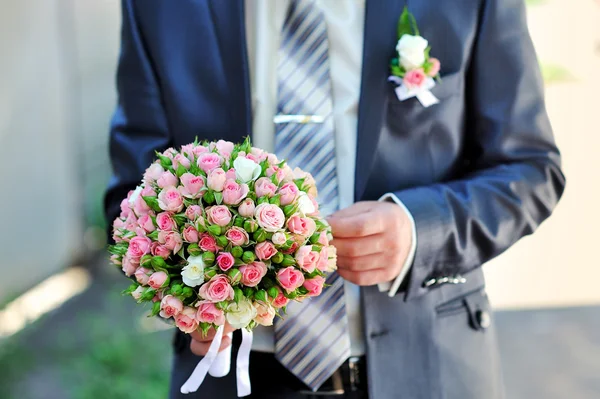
[180,326,254,397]
[388,75,439,108]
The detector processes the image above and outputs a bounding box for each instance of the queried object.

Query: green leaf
[390,64,404,77]
[397,6,413,38]
[175,164,187,177]
[142,196,162,212]
[214,191,223,205]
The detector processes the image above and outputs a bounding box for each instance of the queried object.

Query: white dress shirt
[245,0,417,355]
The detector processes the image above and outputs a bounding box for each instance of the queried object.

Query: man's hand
[328,201,412,286]
[189,323,237,356]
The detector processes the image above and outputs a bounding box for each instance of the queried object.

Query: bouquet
[108,138,336,395]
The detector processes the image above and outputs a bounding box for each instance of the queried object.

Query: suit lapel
[355,0,406,200]
[207,0,252,141]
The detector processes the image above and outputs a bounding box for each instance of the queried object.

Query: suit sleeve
[104,0,171,229]
[394,0,566,300]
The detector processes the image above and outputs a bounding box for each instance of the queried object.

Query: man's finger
[328,212,382,238]
[336,253,389,272]
[331,234,390,258]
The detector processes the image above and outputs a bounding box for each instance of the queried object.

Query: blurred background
[0,0,598,398]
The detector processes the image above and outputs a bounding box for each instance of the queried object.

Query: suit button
[476,310,491,329]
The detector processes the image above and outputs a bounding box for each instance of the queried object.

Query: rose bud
[151,256,167,269]
[140,254,153,267]
[238,199,256,218]
[282,204,297,218]
[216,235,229,248]
[267,286,279,299]
[233,217,245,228]
[271,252,284,264]
[151,300,162,317]
[243,219,258,233]
[232,246,244,258]
[140,288,157,302]
[281,254,296,267]
[207,224,222,236]
[203,190,216,204]
[182,286,194,298]
[204,268,218,280]
[170,284,183,296]
[148,271,169,289]
[228,268,242,284]
[242,251,255,263]
[202,251,216,265]
[253,229,268,243]
[187,243,202,256]
[269,195,281,206]
[233,287,244,303]
[255,289,267,302]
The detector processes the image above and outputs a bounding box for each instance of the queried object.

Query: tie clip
[273,114,326,124]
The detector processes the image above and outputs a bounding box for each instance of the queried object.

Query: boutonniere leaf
[388,7,441,108]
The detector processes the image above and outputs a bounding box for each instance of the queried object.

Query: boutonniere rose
[388,7,441,107]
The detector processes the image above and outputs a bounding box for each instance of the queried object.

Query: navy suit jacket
[105,1,565,397]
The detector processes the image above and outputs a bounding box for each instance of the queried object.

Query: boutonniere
[388,7,441,108]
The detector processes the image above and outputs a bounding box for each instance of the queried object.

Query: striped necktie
[273,0,351,391]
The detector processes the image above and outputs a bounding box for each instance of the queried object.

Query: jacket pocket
[435,288,490,331]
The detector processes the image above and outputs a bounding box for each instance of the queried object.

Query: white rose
[297,193,316,215]
[396,34,428,70]
[128,186,143,206]
[181,256,205,287]
[233,156,262,183]
[225,298,257,329]
[131,286,145,300]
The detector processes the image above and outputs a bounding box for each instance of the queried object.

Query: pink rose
[121,255,137,277]
[151,242,170,259]
[156,212,176,231]
[276,266,305,293]
[183,225,199,243]
[133,195,151,216]
[141,186,157,197]
[271,289,290,308]
[278,183,299,206]
[158,187,184,212]
[143,163,164,184]
[134,267,152,285]
[239,262,268,287]
[238,198,255,218]
[254,203,285,232]
[199,275,235,302]
[110,254,122,265]
[281,241,299,255]
[119,198,131,219]
[427,57,441,77]
[295,245,320,273]
[222,180,250,205]
[197,152,223,173]
[317,246,329,271]
[180,144,195,159]
[250,147,268,161]
[173,153,191,170]
[253,302,276,326]
[148,271,168,289]
[206,205,232,227]
[293,168,317,197]
[158,231,183,253]
[214,140,235,158]
[157,171,178,188]
[255,177,277,198]
[160,295,184,318]
[207,168,227,192]
[127,236,152,260]
[303,276,326,297]
[266,165,286,183]
[271,232,287,246]
[192,145,210,156]
[225,168,237,180]
[162,148,177,159]
[255,241,277,261]
[137,215,155,233]
[175,307,199,333]
[196,302,225,325]
[185,205,203,221]
[404,68,427,90]
[266,153,279,165]
[225,226,249,247]
[317,230,329,246]
[216,252,235,271]
[179,173,205,198]
[286,215,317,237]
[199,233,218,252]
[131,286,145,300]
